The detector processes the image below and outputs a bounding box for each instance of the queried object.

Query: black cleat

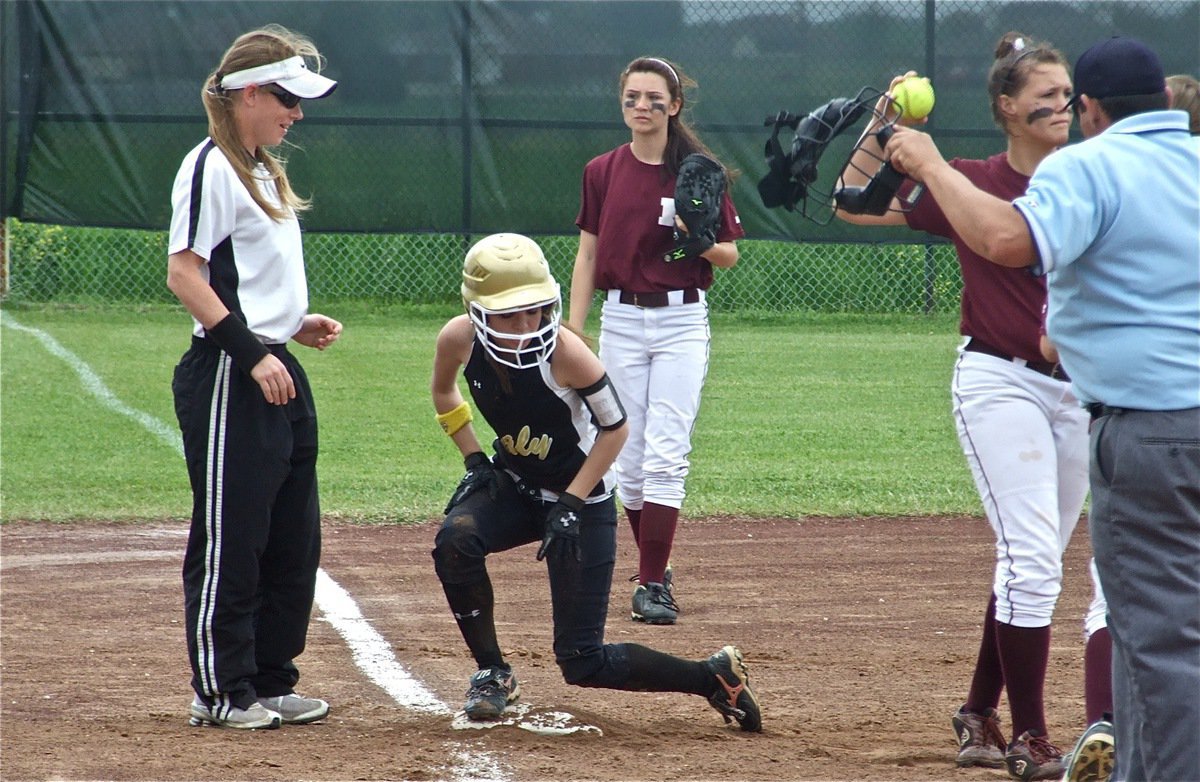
[705,645,762,732]
[463,666,520,720]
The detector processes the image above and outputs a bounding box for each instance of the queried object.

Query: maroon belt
[617,289,701,308]
[965,338,1067,380]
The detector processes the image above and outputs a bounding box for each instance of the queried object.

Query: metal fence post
[1,218,8,298]
[459,0,473,254]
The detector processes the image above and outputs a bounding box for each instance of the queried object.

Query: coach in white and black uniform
[167,26,341,730]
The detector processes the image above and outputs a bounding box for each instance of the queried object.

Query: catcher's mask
[758,86,923,225]
[462,233,562,370]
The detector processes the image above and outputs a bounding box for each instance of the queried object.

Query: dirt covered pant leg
[433,479,541,669]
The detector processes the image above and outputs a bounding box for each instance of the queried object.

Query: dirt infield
[1,515,1096,782]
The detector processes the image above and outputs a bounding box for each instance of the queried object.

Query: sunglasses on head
[262,84,301,109]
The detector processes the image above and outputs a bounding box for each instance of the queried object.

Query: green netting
[3,1,1196,310]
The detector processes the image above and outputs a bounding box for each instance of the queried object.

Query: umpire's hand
[882,125,946,183]
[536,492,585,562]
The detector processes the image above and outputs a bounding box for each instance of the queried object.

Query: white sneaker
[189,697,281,729]
[257,694,329,724]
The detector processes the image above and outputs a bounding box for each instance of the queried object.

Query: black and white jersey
[465,341,615,500]
[168,138,308,344]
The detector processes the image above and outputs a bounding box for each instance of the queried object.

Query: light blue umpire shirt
[1013,109,1200,410]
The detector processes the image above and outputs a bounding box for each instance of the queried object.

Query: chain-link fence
[2,219,962,313]
[3,1,1195,313]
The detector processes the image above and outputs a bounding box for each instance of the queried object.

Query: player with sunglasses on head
[168,24,340,730]
[837,33,1086,781]
[431,233,760,732]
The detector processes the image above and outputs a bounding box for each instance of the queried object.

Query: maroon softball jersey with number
[575,143,744,293]
[903,153,1045,363]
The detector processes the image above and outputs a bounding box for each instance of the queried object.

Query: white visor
[220,55,337,99]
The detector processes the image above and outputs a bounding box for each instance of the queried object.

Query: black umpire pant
[173,337,321,711]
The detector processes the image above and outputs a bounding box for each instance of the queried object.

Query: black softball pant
[433,474,626,684]
[173,337,321,711]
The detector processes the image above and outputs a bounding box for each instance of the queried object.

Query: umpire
[884,35,1199,782]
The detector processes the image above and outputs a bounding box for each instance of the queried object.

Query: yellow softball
[892,76,935,121]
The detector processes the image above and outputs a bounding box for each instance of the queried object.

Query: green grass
[0,303,977,522]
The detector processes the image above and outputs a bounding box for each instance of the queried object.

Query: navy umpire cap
[1066,36,1165,108]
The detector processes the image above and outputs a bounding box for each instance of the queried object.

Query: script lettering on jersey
[500,426,553,461]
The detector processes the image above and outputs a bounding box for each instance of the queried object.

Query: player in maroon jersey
[569,56,744,625]
[837,33,1086,781]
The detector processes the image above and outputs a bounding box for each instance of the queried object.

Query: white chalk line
[2,314,185,454]
[1,312,509,782]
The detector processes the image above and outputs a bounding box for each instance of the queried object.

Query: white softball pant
[1084,556,1108,638]
[952,347,1090,627]
[599,293,710,510]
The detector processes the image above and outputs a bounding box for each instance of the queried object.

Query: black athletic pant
[433,477,714,696]
[174,337,321,710]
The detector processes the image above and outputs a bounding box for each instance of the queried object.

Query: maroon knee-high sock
[636,502,678,584]
[965,594,1005,713]
[1084,627,1113,723]
[625,506,642,546]
[996,622,1052,739]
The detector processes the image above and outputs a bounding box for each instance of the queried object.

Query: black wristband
[464,451,489,470]
[207,313,270,371]
[556,491,584,512]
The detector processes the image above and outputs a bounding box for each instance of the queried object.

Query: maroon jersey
[905,152,1046,363]
[576,143,744,292]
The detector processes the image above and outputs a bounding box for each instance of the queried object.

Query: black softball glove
[665,153,725,262]
[444,451,497,514]
[536,491,585,563]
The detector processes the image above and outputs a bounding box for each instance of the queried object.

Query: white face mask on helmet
[461,233,562,369]
[467,299,561,369]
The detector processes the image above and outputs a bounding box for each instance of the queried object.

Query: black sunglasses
[262,84,301,109]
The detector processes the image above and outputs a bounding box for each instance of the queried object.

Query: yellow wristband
[436,401,473,436]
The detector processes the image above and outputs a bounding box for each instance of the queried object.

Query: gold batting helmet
[461,233,561,369]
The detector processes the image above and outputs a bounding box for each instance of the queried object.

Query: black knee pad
[432,513,487,584]
[557,643,629,688]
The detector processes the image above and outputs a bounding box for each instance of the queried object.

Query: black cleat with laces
[463,666,520,720]
[1006,729,1066,781]
[705,645,762,732]
[952,704,1007,768]
[632,582,679,624]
